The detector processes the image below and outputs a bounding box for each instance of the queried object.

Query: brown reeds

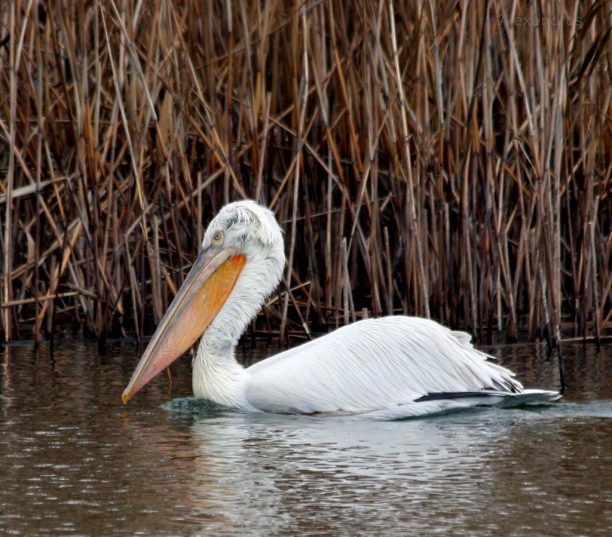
[0,1,609,346]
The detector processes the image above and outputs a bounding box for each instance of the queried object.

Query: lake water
[0,339,610,535]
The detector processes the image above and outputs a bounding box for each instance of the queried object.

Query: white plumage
[124,200,560,418]
[187,201,559,419]
[245,317,518,415]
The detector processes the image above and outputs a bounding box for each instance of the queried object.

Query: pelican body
[122,201,559,419]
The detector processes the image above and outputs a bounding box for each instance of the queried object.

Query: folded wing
[244,317,524,415]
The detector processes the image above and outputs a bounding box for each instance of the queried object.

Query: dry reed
[0,0,609,347]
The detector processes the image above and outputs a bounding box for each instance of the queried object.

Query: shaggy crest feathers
[204,200,282,248]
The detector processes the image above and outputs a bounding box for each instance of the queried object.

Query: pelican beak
[121,249,246,404]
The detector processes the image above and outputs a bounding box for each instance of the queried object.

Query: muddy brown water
[0,339,610,535]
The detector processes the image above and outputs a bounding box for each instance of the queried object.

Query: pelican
[122,200,560,418]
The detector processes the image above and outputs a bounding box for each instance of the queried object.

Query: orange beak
[121,249,246,404]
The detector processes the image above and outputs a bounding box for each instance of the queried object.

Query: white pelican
[122,200,560,418]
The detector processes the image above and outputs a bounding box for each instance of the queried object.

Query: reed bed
[0,0,609,347]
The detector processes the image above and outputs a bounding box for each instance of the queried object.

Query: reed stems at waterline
[0,1,609,346]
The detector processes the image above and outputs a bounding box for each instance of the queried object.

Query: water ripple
[0,341,610,535]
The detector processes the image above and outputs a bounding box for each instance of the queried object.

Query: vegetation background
[0,0,609,347]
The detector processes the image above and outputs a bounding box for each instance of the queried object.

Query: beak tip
[121,392,131,405]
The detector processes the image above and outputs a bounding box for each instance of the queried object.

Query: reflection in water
[0,340,610,535]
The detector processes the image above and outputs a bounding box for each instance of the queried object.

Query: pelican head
[121,200,285,403]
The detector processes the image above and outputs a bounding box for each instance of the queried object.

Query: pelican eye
[212,230,224,245]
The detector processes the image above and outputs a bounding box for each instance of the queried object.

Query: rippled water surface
[0,339,610,535]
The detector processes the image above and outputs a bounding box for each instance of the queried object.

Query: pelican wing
[244,317,523,415]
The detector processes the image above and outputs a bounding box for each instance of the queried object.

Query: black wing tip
[415,390,509,402]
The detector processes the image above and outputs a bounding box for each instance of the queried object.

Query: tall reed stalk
[0,1,609,345]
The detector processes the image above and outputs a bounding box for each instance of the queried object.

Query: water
[0,339,610,535]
